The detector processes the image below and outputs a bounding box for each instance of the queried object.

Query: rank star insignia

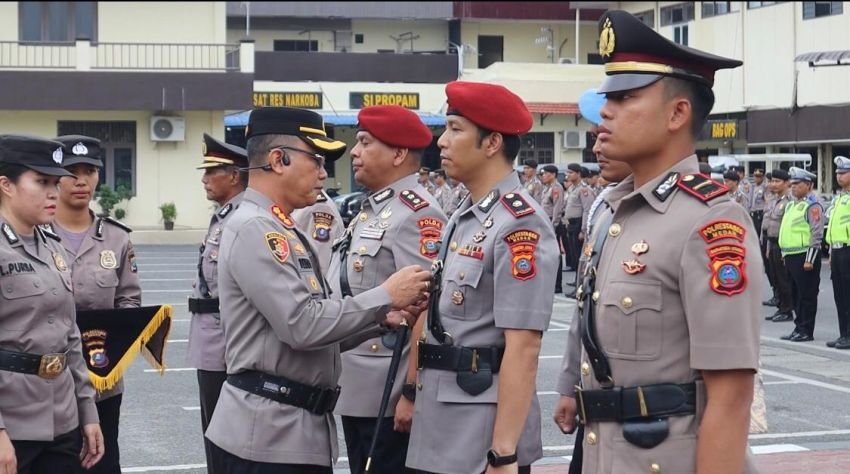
[308,276,320,292]
[100,250,118,269]
[630,240,649,256]
[53,253,68,272]
[270,205,294,228]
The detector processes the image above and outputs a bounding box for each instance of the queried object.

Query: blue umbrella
[578,88,606,126]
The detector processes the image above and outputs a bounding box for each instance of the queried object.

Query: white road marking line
[761,336,850,356]
[140,278,194,282]
[136,263,197,267]
[181,406,201,411]
[750,428,850,440]
[122,464,207,472]
[143,290,193,293]
[537,391,559,396]
[144,368,195,372]
[764,380,800,385]
[750,444,809,454]
[169,339,188,343]
[539,355,561,359]
[761,368,850,395]
[548,320,570,329]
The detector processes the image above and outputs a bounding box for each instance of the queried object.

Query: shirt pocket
[611,434,696,474]
[350,240,382,290]
[440,259,484,321]
[1,275,47,330]
[95,269,119,289]
[598,279,663,360]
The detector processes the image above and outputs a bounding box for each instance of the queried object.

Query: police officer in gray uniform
[205,107,431,473]
[186,133,248,474]
[52,135,141,474]
[292,189,344,272]
[406,81,558,474]
[762,169,794,323]
[329,104,446,473]
[431,169,453,213]
[0,135,104,473]
[541,164,566,293]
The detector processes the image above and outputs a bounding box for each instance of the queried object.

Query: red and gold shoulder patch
[417,217,444,258]
[707,243,747,296]
[265,232,290,264]
[400,190,430,212]
[677,173,728,203]
[504,229,539,281]
[270,205,295,228]
[501,193,535,218]
[699,220,746,244]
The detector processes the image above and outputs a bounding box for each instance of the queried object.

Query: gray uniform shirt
[291,190,344,273]
[406,172,558,474]
[205,188,393,465]
[763,191,790,238]
[329,174,447,417]
[0,220,99,440]
[565,181,595,233]
[523,175,544,203]
[750,183,767,212]
[186,192,243,372]
[433,183,453,214]
[542,181,565,226]
[445,183,469,218]
[54,216,141,401]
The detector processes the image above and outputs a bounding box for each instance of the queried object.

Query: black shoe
[555,288,564,294]
[781,331,800,341]
[835,337,850,350]
[771,312,793,323]
[789,333,814,342]
[827,337,843,348]
[564,291,576,299]
[762,297,778,307]
[765,313,775,321]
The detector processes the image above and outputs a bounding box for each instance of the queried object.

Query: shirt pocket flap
[600,280,662,315]
[1,275,48,300]
[435,372,498,404]
[444,260,484,289]
[353,240,382,258]
[95,270,119,288]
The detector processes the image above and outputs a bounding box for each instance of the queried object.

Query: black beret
[698,162,713,175]
[542,165,558,174]
[567,163,582,173]
[419,166,431,175]
[580,167,591,178]
[723,171,740,182]
[764,172,773,180]
[523,159,539,168]
[246,107,347,161]
[433,169,447,178]
[771,169,790,181]
[54,135,103,168]
[198,133,248,170]
[0,134,73,177]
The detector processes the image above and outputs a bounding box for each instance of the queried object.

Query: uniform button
[586,431,597,445]
[650,463,661,474]
[358,246,367,254]
[581,362,590,376]
[33,281,40,288]
[592,291,600,302]
[52,289,58,295]
[459,272,465,280]
[417,383,423,391]
[608,223,622,237]
[370,344,379,353]
[621,297,633,309]
[47,317,54,324]
[449,241,458,251]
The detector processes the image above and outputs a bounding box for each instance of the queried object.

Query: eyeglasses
[269,146,326,169]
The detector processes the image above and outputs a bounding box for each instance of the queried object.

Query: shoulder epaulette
[38,225,61,242]
[676,173,728,204]
[500,192,535,218]
[399,189,430,212]
[102,216,133,233]
[316,192,328,203]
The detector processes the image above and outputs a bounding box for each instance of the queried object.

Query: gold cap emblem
[599,17,615,58]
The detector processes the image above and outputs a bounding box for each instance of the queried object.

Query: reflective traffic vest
[779,200,812,256]
[827,194,850,246]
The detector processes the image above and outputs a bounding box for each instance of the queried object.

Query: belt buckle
[575,385,587,425]
[38,353,66,379]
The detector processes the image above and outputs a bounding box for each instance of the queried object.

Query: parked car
[333,191,367,228]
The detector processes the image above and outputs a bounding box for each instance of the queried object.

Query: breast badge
[52,253,68,272]
[100,250,118,269]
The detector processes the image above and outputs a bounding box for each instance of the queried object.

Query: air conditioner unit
[150,116,185,142]
[563,130,587,149]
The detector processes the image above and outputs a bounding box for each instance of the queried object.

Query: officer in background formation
[779,167,824,343]
[406,81,558,474]
[561,11,760,473]
[418,167,435,195]
[761,169,794,323]
[520,158,544,203]
[430,169,453,213]
[51,135,141,474]
[328,105,446,473]
[0,135,104,472]
[445,177,468,219]
[736,165,752,199]
[750,169,767,235]
[541,164,566,294]
[185,133,247,474]
[826,156,850,349]
[205,107,430,473]
[723,170,750,209]
[291,189,344,272]
[562,163,594,273]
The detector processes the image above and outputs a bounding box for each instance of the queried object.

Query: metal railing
[0,41,76,69]
[92,42,240,71]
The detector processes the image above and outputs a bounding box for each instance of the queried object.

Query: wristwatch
[487,448,517,467]
[401,383,417,402]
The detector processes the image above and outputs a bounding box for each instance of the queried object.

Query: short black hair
[476,127,521,163]
[663,77,715,137]
[0,163,27,183]
[723,170,740,182]
[246,134,279,167]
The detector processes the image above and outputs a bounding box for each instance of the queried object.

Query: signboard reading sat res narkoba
[350,92,420,110]
[253,92,322,109]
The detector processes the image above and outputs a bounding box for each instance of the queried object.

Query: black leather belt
[188,297,219,314]
[418,343,504,373]
[226,370,340,415]
[575,382,697,423]
[751,210,764,215]
[0,348,68,379]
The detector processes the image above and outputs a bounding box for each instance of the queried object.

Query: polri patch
[265,232,290,264]
[418,217,444,258]
[312,211,334,242]
[504,229,539,281]
[699,220,746,244]
[707,244,747,296]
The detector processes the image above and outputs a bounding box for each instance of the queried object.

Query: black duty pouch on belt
[457,365,493,396]
[622,418,670,449]
[381,328,409,349]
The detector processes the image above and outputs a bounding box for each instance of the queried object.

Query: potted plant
[95,184,133,218]
[159,202,177,230]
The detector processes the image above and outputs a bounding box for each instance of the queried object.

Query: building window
[273,39,318,52]
[19,1,97,42]
[477,35,503,69]
[702,1,741,18]
[660,2,695,26]
[673,24,689,45]
[634,9,656,27]
[802,2,843,19]
[354,33,364,44]
[518,133,555,165]
[57,121,136,194]
[747,1,785,8]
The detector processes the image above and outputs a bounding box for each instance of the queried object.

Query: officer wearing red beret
[327,104,446,473]
[406,82,558,473]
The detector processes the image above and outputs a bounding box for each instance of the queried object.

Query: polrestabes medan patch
[504,229,539,281]
[707,243,747,296]
[0,262,36,276]
[677,173,728,202]
[501,193,535,218]
[699,220,746,244]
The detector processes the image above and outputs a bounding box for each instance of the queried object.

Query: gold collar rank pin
[100,250,118,269]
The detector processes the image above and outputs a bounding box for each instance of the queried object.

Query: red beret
[445,81,532,135]
[357,105,433,149]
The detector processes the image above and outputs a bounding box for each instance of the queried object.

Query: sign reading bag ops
[350,92,420,110]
